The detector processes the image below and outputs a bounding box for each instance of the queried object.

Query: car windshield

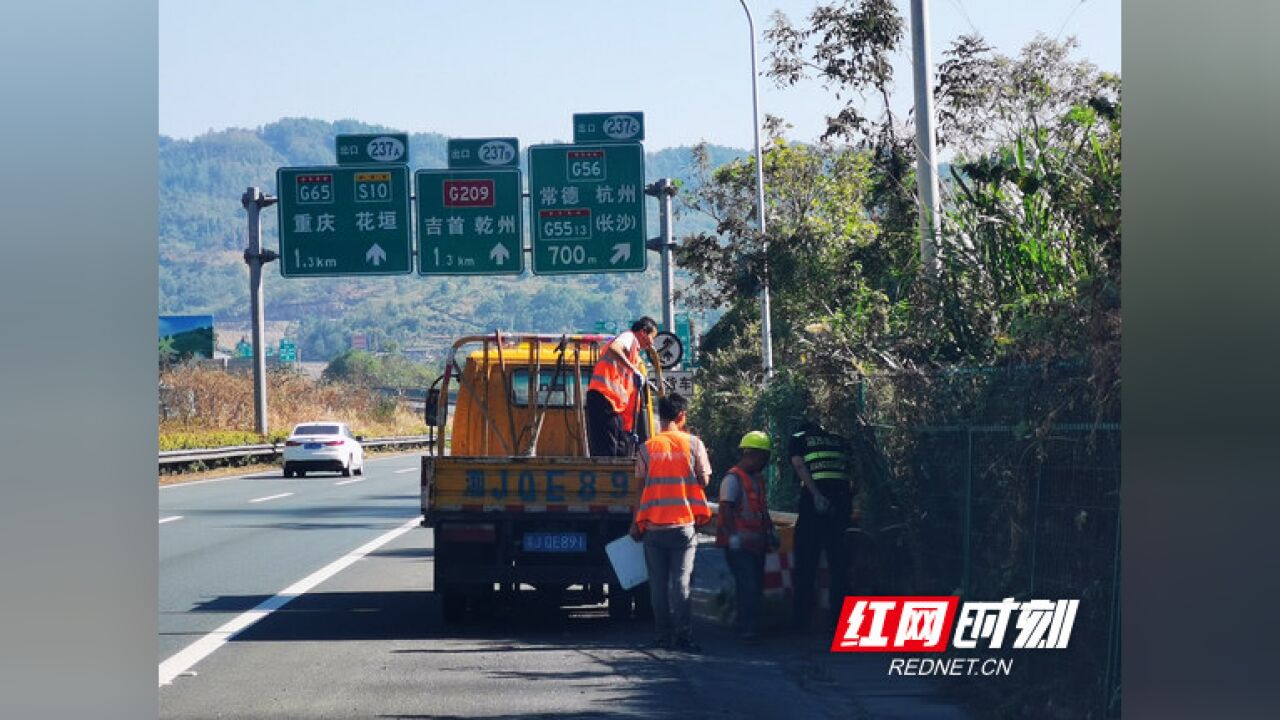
[293,424,340,436]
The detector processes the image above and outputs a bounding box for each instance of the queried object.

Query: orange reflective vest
[715,466,770,549]
[635,430,711,529]
[589,336,644,431]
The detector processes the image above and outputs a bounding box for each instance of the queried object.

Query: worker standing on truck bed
[716,431,778,641]
[587,316,659,457]
[630,393,712,651]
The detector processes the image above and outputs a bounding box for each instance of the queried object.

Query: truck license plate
[523,532,587,553]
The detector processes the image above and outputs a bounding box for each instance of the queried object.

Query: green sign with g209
[415,168,524,275]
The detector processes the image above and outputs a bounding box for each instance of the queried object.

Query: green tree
[321,350,380,386]
[683,9,1121,717]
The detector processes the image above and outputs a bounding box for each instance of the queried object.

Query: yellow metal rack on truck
[420,332,661,622]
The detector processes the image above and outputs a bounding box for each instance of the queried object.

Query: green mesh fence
[856,366,1120,718]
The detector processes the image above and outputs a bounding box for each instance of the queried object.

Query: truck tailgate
[423,456,640,520]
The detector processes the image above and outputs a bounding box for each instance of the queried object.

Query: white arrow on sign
[365,244,387,266]
[490,243,510,265]
[610,243,631,265]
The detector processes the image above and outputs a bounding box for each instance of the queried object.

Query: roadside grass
[158,365,431,483]
[159,364,428,448]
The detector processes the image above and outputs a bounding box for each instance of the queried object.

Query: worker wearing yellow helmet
[716,430,780,641]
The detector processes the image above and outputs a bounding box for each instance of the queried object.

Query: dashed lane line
[248,492,293,504]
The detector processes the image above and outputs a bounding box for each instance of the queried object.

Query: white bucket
[605,535,648,590]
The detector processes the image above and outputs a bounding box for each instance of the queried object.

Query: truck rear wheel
[440,592,467,624]
[607,588,633,620]
[633,584,653,620]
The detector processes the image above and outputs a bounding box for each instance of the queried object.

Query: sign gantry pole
[242,187,278,436]
[644,178,678,334]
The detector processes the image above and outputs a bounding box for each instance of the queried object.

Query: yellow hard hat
[739,430,771,452]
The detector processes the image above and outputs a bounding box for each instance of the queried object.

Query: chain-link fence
[850,366,1120,718]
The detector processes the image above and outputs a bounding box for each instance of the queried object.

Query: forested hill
[160,117,745,362]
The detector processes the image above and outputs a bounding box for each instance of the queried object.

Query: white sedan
[282,422,365,478]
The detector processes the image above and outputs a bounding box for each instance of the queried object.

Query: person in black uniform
[789,418,857,632]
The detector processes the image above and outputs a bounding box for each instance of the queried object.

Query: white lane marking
[248,492,293,504]
[334,478,365,486]
[158,515,421,686]
[159,516,183,525]
[393,468,417,474]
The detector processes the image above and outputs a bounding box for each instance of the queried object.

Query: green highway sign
[675,313,696,368]
[572,112,644,143]
[276,165,413,277]
[415,168,524,275]
[278,340,297,362]
[447,137,520,169]
[336,133,409,164]
[528,143,647,275]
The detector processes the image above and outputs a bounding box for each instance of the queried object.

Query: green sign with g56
[276,165,413,277]
[527,143,647,275]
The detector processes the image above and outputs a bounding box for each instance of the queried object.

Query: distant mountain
[159,118,746,363]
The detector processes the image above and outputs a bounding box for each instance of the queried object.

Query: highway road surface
[158,454,970,719]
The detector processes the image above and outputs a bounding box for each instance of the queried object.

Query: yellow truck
[420,332,659,622]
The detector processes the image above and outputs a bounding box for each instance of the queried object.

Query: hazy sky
[160,0,1120,151]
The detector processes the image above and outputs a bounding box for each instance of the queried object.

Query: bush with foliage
[681,4,1120,716]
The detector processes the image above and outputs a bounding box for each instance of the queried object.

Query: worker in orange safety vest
[587,317,658,457]
[630,392,712,651]
[716,430,779,641]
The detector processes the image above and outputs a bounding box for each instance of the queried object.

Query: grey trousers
[642,525,697,641]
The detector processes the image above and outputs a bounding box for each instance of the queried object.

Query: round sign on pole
[653,331,683,370]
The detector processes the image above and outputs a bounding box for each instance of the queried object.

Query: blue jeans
[643,525,697,642]
[725,548,765,634]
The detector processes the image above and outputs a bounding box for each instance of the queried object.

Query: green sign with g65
[276,166,413,277]
[527,143,647,275]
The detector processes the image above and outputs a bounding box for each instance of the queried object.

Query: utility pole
[645,178,678,332]
[910,0,942,281]
[242,187,278,436]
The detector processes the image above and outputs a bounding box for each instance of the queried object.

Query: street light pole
[739,0,774,379]
[910,0,942,281]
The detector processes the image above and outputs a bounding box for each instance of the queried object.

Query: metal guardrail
[159,435,435,468]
